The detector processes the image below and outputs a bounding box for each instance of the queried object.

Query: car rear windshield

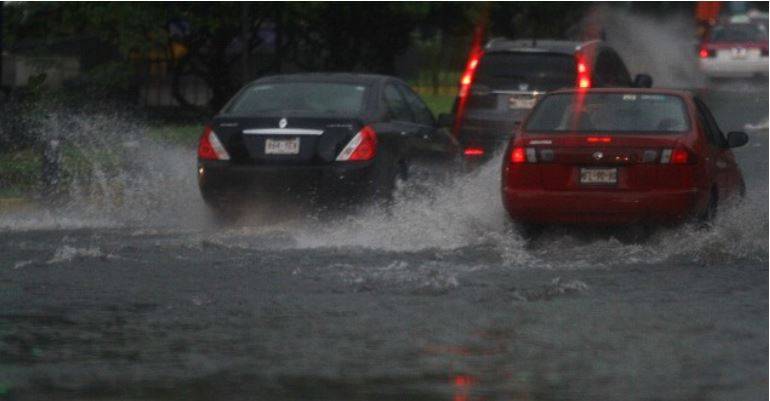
[710,24,767,42]
[525,93,691,133]
[474,52,576,91]
[223,82,367,116]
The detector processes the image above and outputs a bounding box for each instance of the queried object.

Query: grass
[146,125,201,147]
[0,149,42,194]
[421,93,456,116]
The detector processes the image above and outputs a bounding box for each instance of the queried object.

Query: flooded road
[0,87,767,400]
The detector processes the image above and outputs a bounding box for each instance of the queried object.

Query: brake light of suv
[459,53,482,99]
[576,55,591,89]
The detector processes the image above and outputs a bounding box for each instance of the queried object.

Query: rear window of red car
[525,93,691,133]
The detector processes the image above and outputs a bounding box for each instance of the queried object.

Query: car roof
[547,87,693,98]
[254,73,392,85]
[484,38,601,55]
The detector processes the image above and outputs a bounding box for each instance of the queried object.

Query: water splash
[1,107,766,270]
[0,110,208,229]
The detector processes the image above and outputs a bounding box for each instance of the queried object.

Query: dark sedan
[197,73,459,213]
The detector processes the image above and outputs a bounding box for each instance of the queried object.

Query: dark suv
[445,38,652,160]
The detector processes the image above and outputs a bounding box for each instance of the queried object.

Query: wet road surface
[0,87,767,400]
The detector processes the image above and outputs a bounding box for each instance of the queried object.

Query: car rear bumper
[502,187,706,225]
[699,58,769,78]
[456,110,528,159]
[198,159,375,195]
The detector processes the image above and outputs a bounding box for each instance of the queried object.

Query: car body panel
[452,39,635,161]
[698,23,769,78]
[198,73,458,209]
[501,88,746,226]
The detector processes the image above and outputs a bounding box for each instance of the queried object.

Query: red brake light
[458,53,482,98]
[198,126,230,160]
[699,48,716,58]
[576,56,591,89]
[587,136,612,143]
[336,125,377,161]
[671,147,689,164]
[510,147,526,163]
[463,147,484,157]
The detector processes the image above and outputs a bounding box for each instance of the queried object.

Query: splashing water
[0,108,766,270]
[0,110,208,230]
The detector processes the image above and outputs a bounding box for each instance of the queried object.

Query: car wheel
[367,153,399,204]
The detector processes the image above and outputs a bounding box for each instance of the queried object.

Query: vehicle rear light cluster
[336,125,377,161]
[509,147,538,163]
[463,147,485,157]
[660,147,694,164]
[198,125,230,160]
[458,52,482,98]
[576,55,591,89]
[699,48,716,58]
[586,136,611,143]
[762,48,769,57]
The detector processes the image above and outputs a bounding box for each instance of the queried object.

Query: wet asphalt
[0,86,767,401]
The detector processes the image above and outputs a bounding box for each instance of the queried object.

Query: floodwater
[0,86,767,400]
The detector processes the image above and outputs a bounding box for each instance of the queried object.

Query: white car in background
[698,20,769,79]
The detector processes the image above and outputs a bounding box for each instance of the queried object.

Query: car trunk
[211,116,362,165]
[524,134,692,191]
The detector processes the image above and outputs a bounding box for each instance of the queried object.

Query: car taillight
[336,125,377,161]
[699,48,716,58]
[198,126,230,160]
[509,147,537,163]
[660,147,695,164]
[463,147,484,157]
[587,136,612,143]
[576,55,591,89]
[762,48,768,57]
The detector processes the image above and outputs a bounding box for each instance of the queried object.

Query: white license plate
[580,168,617,185]
[265,138,300,155]
[509,96,536,109]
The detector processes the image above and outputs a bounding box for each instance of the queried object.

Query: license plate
[509,96,536,109]
[730,48,748,59]
[265,138,300,155]
[580,168,617,185]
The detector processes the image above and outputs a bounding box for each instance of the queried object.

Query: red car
[501,88,748,227]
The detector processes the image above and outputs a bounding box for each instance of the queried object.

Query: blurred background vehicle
[443,38,652,164]
[698,19,769,79]
[198,73,458,216]
[502,88,747,229]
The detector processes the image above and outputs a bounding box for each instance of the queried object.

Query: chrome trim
[243,128,324,136]
[491,90,546,96]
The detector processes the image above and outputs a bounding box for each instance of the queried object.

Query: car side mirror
[634,74,653,88]
[727,131,749,148]
[437,113,454,128]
